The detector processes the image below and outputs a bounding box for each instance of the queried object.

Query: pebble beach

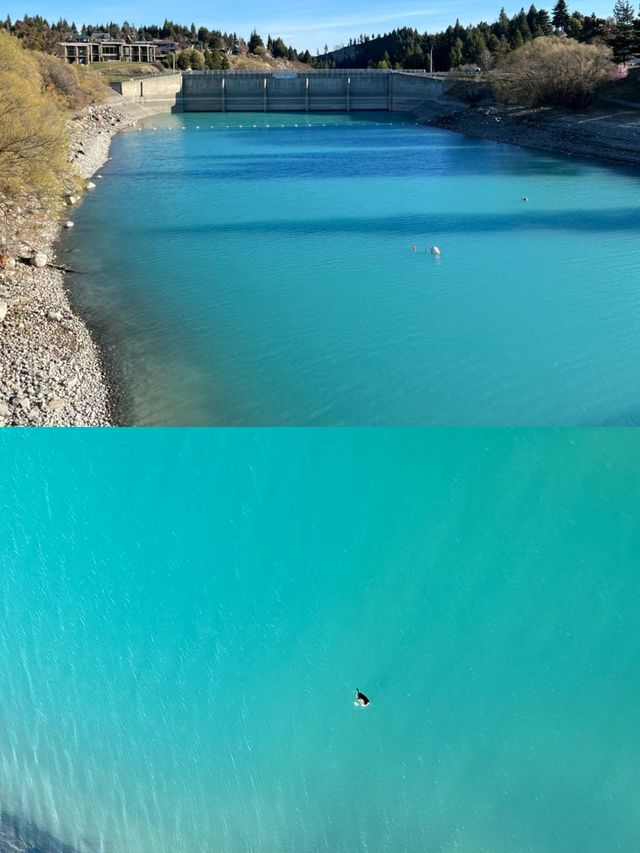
[0,101,147,426]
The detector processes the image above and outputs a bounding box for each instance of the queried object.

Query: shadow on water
[154,206,640,238]
[0,810,80,853]
[592,406,640,426]
[107,145,603,182]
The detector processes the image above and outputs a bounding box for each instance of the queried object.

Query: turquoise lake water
[60,112,640,426]
[1,429,639,852]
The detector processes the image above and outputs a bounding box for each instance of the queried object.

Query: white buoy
[430,246,441,255]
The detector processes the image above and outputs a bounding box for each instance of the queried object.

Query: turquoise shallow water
[60,112,640,426]
[1,429,639,851]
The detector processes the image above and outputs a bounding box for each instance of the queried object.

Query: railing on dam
[112,69,448,113]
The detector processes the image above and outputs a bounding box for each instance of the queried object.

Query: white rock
[47,309,63,321]
[0,402,10,418]
[31,252,47,268]
[0,302,7,322]
[86,181,97,189]
[67,194,79,205]
[47,397,68,412]
[64,221,74,228]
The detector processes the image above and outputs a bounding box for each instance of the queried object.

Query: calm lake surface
[61,112,640,425]
[1,429,639,852]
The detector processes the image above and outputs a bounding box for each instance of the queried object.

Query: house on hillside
[61,39,157,64]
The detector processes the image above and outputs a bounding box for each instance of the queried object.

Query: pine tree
[612,0,637,60]
[552,0,570,29]
[449,37,463,67]
[535,9,554,35]
[247,30,264,52]
[497,7,510,37]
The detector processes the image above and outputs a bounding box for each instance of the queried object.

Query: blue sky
[3,0,617,52]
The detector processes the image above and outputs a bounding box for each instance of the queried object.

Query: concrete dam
[111,70,449,113]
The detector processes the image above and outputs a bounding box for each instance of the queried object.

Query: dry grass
[226,54,309,72]
[86,60,164,83]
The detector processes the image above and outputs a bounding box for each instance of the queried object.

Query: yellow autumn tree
[0,31,69,205]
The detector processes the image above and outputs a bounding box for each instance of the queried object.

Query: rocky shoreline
[0,101,141,427]
[425,100,640,167]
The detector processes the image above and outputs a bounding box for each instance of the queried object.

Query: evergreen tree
[515,9,533,41]
[535,9,554,35]
[552,0,570,30]
[247,30,264,52]
[449,36,464,66]
[612,0,636,60]
[565,15,584,39]
[497,7,510,37]
[271,36,287,57]
[613,0,635,27]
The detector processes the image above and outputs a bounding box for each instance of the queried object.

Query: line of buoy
[410,245,442,255]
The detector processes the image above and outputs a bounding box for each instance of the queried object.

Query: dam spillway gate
[112,70,448,113]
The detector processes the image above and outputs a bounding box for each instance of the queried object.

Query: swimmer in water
[354,689,370,707]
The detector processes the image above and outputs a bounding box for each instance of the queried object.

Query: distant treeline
[0,15,318,67]
[333,2,640,69]
[2,1,640,70]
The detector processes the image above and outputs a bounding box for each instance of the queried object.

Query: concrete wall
[391,73,448,112]
[110,73,182,111]
[112,70,446,114]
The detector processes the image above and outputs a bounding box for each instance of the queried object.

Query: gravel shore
[426,99,640,167]
[0,101,138,426]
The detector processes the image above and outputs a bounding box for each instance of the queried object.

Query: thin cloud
[255,8,440,38]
